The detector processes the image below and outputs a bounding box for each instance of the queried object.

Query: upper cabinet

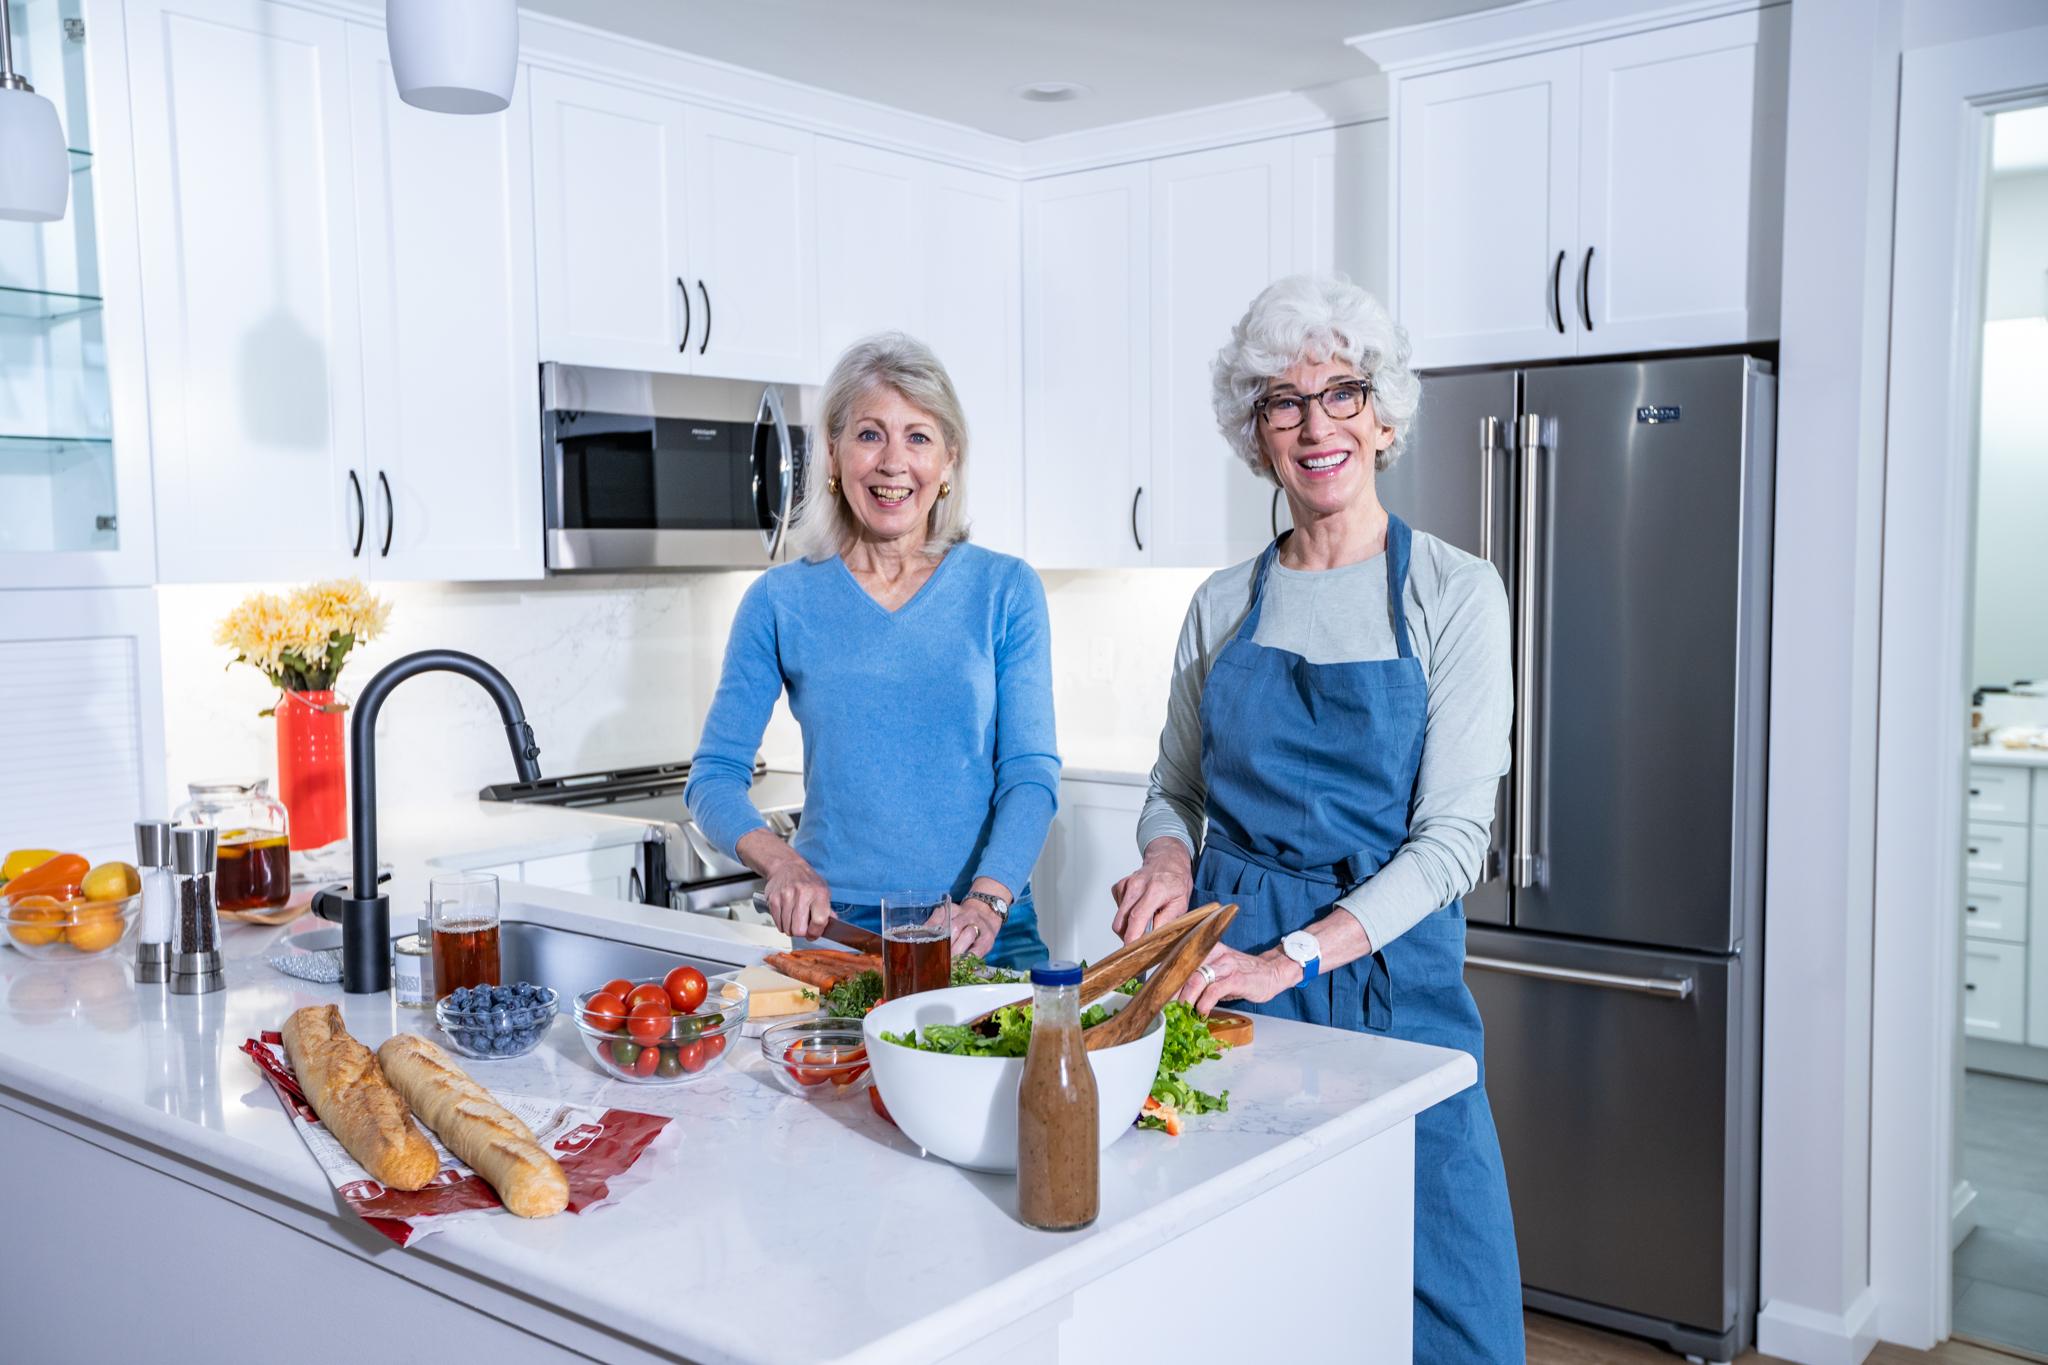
[530,70,817,385]
[1383,7,1788,370]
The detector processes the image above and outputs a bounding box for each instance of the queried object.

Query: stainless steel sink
[288,916,739,998]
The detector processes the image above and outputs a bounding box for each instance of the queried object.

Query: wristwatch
[963,890,1011,921]
[1280,930,1322,983]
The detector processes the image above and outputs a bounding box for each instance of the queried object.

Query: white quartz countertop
[1971,743,2048,768]
[0,876,1471,1364]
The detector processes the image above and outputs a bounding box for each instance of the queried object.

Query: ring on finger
[1197,963,1218,986]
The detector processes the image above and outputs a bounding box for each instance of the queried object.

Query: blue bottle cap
[1031,960,1083,987]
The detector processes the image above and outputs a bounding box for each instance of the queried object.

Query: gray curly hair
[1211,275,1421,480]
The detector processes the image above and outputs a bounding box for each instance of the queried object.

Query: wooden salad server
[1084,902,1239,1052]
[960,901,1227,1036]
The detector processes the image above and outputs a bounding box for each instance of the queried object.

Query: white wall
[1982,171,2048,323]
[1973,317,2048,688]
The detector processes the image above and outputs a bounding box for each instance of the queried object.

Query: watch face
[1285,931,1319,963]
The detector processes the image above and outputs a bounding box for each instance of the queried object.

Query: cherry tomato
[583,991,627,1033]
[656,1047,685,1079]
[625,983,670,1014]
[628,999,672,1045]
[599,978,634,1003]
[679,1040,709,1072]
[609,1038,641,1069]
[701,1034,727,1061]
[664,965,709,1013]
[632,1043,662,1077]
[868,1085,894,1126]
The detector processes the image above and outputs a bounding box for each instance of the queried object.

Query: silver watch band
[964,890,1011,920]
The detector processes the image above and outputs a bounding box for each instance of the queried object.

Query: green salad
[810,953,1019,1019]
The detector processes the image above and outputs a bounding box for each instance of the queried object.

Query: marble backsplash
[153,566,1211,815]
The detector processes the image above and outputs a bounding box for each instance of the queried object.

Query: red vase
[276,689,347,851]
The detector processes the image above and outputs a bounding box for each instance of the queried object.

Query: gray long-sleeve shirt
[1138,530,1512,953]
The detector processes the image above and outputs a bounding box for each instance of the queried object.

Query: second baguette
[376,1034,569,1218]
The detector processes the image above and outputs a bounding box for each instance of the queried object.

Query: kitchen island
[0,878,1472,1365]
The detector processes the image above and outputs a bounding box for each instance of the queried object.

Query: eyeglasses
[1254,380,1373,430]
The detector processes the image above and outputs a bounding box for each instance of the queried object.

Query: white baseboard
[1755,1288,1880,1365]
[1952,1179,1981,1251]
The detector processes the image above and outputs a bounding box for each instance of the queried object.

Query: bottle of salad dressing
[1017,961,1099,1230]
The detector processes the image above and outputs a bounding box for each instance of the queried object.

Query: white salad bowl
[862,983,1166,1173]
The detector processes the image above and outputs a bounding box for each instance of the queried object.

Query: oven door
[545,407,775,571]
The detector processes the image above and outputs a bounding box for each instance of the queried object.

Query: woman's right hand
[1111,837,1195,943]
[740,829,835,939]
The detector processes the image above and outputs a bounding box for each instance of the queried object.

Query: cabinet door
[1148,141,1294,568]
[1962,938,2026,1042]
[347,28,541,582]
[1023,166,1151,569]
[1964,881,2027,945]
[2032,823,2048,1048]
[815,139,927,365]
[529,68,690,374]
[926,168,1024,558]
[1397,49,1580,369]
[683,108,817,384]
[1576,9,1787,355]
[1293,121,1392,300]
[128,0,365,582]
[1033,779,1148,965]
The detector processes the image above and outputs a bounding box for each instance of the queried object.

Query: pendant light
[0,0,69,222]
[386,0,518,115]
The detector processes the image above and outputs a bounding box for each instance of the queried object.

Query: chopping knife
[750,892,886,955]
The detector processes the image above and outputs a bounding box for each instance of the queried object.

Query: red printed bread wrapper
[243,1032,674,1247]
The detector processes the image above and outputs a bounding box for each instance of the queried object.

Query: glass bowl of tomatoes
[573,966,749,1085]
[760,1017,872,1097]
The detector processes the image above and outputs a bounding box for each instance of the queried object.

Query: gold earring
[827,473,841,496]
[938,480,952,499]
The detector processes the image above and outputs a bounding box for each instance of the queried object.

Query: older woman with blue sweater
[685,333,1058,969]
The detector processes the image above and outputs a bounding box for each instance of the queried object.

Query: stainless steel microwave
[541,362,806,572]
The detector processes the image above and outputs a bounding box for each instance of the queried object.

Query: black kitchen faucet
[312,650,542,993]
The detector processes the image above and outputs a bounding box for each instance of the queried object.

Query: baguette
[281,1005,439,1191]
[376,1034,569,1219]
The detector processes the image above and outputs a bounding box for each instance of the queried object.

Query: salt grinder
[169,824,224,995]
[134,820,175,984]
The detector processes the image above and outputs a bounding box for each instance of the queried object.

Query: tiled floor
[1955,1071,2048,1356]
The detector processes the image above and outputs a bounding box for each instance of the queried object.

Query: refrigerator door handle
[1480,416,1500,566]
[1466,954,1695,1000]
[1513,414,1543,889]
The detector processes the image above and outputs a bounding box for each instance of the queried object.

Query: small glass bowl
[573,976,749,1085]
[760,1017,872,1097]
[3,892,142,962]
[434,984,559,1060]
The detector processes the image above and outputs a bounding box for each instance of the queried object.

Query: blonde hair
[787,332,971,562]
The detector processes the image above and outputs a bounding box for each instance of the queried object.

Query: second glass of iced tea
[429,871,501,1000]
[880,892,952,1000]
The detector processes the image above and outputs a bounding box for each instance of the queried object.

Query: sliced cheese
[734,964,818,1017]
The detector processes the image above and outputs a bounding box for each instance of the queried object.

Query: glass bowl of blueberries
[435,982,559,1059]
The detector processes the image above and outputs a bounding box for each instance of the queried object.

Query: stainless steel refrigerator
[1377,354,1773,1361]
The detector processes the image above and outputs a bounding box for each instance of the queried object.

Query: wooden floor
[1525,1310,2038,1364]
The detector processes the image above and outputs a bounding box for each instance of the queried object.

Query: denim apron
[1192,518,1524,1362]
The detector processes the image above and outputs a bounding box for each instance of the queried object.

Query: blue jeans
[827,892,1048,972]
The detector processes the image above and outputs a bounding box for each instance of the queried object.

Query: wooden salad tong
[1084,901,1239,1052]
[961,900,1232,1037]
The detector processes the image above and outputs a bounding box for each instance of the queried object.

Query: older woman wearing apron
[1113,276,1523,1361]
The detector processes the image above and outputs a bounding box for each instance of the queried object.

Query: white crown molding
[1348,0,1773,78]
[1016,76,1388,179]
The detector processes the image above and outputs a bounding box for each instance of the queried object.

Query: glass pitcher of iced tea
[173,780,292,911]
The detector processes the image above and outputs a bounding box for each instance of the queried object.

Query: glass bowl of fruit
[573,966,750,1085]
[435,982,559,1059]
[3,855,145,962]
[759,1017,872,1097]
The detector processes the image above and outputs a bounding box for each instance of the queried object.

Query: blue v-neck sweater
[685,543,1061,905]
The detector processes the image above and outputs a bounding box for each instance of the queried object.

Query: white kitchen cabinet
[1147,141,1295,569]
[2031,810,2048,1049]
[1023,166,1152,569]
[816,141,1024,555]
[529,68,692,376]
[1965,881,2027,946]
[1968,765,2030,823]
[1032,777,1148,966]
[1293,121,1392,300]
[1397,49,1580,370]
[1964,939,2026,1042]
[683,109,817,384]
[1390,9,1786,369]
[1966,821,2030,884]
[127,0,367,583]
[1960,761,2048,1056]
[346,28,542,582]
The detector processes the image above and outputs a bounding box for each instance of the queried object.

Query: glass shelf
[0,433,114,454]
[0,284,103,320]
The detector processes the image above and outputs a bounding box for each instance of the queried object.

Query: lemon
[81,862,141,902]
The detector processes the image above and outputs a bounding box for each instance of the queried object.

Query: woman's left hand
[1174,944,1299,1015]
[951,902,1004,959]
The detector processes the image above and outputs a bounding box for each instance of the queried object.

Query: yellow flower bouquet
[216,578,392,711]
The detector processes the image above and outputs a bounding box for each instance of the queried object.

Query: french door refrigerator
[1377,354,1773,1361]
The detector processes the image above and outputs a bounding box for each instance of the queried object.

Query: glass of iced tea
[881,892,952,1000]
[429,871,501,1001]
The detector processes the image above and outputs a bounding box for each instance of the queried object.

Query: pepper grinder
[169,824,224,995]
[134,820,175,984]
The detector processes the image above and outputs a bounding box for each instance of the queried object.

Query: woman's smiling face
[1256,357,1396,521]
[832,384,955,548]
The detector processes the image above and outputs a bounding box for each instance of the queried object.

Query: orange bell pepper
[3,853,88,903]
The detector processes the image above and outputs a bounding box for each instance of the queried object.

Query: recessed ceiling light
[1018,82,1088,103]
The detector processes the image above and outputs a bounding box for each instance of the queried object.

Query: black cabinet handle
[1965,983,1977,992]
[697,279,711,355]
[1969,787,1982,796]
[1967,904,1978,913]
[1550,250,1566,334]
[347,469,365,557]
[1969,846,1981,856]
[1131,487,1145,552]
[378,470,394,557]
[1579,246,1594,332]
[677,276,691,352]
